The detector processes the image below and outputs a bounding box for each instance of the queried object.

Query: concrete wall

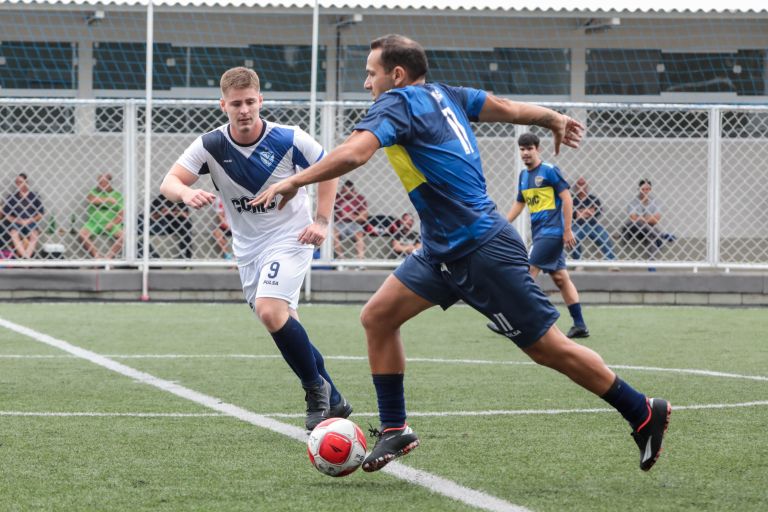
[1,268,767,305]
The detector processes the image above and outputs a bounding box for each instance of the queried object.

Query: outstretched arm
[250,130,380,210]
[477,95,584,155]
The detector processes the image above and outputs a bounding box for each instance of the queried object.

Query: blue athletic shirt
[516,162,569,240]
[354,83,508,263]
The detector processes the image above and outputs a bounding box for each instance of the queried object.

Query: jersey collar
[227,118,267,148]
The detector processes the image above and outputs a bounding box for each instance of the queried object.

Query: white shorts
[238,245,312,311]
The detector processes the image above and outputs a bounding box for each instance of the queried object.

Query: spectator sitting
[138,194,193,259]
[2,173,45,259]
[333,179,368,259]
[212,198,233,260]
[391,213,422,257]
[622,178,674,260]
[78,173,124,259]
[570,176,617,263]
[0,205,10,258]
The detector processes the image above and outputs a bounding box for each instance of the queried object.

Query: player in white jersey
[160,67,352,431]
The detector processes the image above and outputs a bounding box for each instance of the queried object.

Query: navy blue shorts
[393,224,559,348]
[529,236,566,273]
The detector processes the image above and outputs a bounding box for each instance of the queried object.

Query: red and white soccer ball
[307,418,367,477]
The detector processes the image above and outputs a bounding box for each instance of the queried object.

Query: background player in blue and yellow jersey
[487,132,589,339]
[252,34,670,474]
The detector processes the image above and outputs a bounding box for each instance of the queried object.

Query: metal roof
[2,0,766,14]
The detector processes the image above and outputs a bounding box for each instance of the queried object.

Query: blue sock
[372,374,406,428]
[309,343,341,406]
[601,376,649,429]
[270,317,321,388]
[567,303,586,328]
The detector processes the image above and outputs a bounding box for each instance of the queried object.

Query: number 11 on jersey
[441,107,474,155]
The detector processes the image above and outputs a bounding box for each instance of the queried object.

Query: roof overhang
[1,0,766,14]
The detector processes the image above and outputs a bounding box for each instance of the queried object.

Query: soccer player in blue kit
[487,132,590,339]
[252,35,670,473]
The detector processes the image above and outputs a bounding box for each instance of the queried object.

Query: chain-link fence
[1,99,767,269]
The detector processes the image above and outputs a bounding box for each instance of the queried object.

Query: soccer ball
[307,418,367,477]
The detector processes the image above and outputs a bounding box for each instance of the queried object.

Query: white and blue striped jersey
[177,121,324,266]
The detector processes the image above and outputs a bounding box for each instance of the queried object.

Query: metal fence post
[319,102,336,262]
[123,100,138,262]
[513,124,528,242]
[707,107,721,268]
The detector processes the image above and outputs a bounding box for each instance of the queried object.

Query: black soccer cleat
[486,321,504,335]
[362,424,420,472]
[303,378,332,431]
[631,397,671,471]
[566,325,590,338]
[329,394,353,419]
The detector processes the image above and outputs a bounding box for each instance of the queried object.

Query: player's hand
[180,188,217,209]
[298,217,328,246]
[249,178,299,211]
[563,229,576,250]
[553,115,585,155]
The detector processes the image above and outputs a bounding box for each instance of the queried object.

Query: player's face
[640,183,652,198]
[519,144,541,169]
[221,87,263,139]
[364,49,396,100]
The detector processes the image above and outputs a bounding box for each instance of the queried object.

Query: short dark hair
[343,180,354,188]
[17,173,28,180]
[639,179,652,188]
[370,34,428,80]
[517,132,540,148]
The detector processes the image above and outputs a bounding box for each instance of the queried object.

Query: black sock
[567,303,586,328]
[601,376,649,429]
[309,343,341,405]
[372,373,406,428]
[270,317,321,388]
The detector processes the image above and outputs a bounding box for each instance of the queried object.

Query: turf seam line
[4,354,767,382]
[4,401,767,419]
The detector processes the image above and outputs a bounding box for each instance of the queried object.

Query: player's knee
[360,301,391,333]
[551,271,569,288]
[524,330,571,368]
[524,343,555,367]
[255,303,289,332]
[359,303,377,331]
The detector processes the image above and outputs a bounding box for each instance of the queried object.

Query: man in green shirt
[78,173,124,259]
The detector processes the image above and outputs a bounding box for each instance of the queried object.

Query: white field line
[0,317,529,512]
[0,411,224,417]
[4,353,767,383]
[264,400,768,418]
[4,400,768,420]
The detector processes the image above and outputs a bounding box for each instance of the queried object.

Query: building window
[587,48,766,96]
[0,41,76,89]
[94,43,326,93]
[587,49,661,95]
[661,50,765,96]
[341,46,569,96]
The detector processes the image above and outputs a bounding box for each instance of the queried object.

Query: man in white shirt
[160,67,351,430]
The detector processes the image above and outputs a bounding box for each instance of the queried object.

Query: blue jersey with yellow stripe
[516,162,569,240]
[354,83,507,263]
